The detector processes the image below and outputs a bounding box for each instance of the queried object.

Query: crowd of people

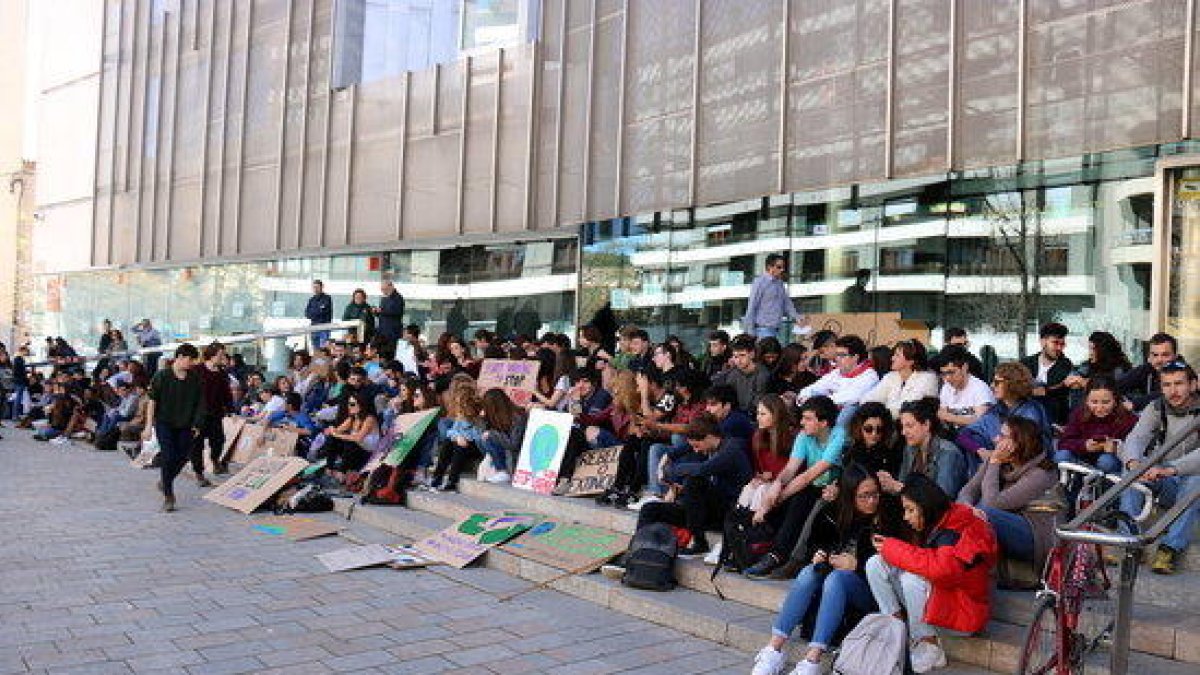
[3,267,1199,675]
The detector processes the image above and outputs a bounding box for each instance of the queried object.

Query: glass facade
[582,145,1194,365]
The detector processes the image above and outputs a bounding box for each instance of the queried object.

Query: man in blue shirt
[742,254,808,340]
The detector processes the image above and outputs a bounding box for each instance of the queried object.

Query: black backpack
[276,483,334,514]
[716,505,775,575]
[622,523,678,591]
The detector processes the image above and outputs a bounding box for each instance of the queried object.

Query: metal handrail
[24,320,363,371]
[1052,407,1200,675]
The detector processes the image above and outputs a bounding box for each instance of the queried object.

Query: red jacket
[880,502,998,634]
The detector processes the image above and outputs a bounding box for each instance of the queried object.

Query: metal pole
[456,57,471,236]
[490,49,503,233]
[884,0,897,178]
[946,0,958,171]
[1110,548,1140,675]
[524,35,540,231]
[344,84,357,245]
[614,0,629,215]
[1184,0,1196,139]
[395,70,410,240]
[1016,0,1028,161]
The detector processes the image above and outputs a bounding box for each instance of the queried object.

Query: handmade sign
[251,515,342,541]
[260,427,300,458]
[229,423,265,463]
[383,408,440,467]
[414,512,541,569]
[477,359,540,406]
[512,409,573,495]
[386,545,434,570]
[222,417,247,455]
[502,519,630,572]
[204,456,308,514]
[561,446,621,497]
[804,312,930,349]
[316,544,397,573]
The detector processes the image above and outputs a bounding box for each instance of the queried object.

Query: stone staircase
[331,479,1200,674]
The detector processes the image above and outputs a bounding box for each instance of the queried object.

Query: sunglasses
[861,424,883,433]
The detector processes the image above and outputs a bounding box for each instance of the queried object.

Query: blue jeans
[480,431,510,472]
[1121,474,1200,552]
[836,404,858,430]
[646,434,689,497]
[753,326,778,340]
[980,506,1035,562]
[772,565,876,650]
[1052,449,1122,474]
[7,385,25,419]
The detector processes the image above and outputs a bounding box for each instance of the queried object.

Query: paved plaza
[0,431,747,675]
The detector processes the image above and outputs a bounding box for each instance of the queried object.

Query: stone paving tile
[0,433,748,675]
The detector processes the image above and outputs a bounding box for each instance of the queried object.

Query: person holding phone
[1054,377,1135,474]
[750,466,882,675]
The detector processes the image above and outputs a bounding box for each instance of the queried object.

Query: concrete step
[406,481,1200,666]
[332,496,1200,674]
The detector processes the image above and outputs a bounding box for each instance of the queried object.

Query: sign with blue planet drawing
[512,409,574,495]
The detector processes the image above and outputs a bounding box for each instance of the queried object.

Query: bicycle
[1015,461,1154,675]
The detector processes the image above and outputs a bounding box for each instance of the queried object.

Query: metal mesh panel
[169,38,207,261]
[586,6,621,221]
[535,0,564,230]
[892,0,950,176]
[463,53,499,234]
[496,43,532,233]
[299,0,333,249]
[241,11,286,168]
[322,88,354,249]
[349,73,404,244]
[956,0,1020,168]
[558,11,590,225]
[438,61,464,132]
[1027,0,1185,158]
[95,0,123,265]
[623,0,695,216]
[696,0,781,207]
[786,0,889,191]
[278,0,317,251]
[402,136,458,237]
[219,0,251,256]
[139,14,163,261]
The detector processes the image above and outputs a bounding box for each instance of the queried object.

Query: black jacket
[377,291,406,339]
[1021,353,1073,425]
[305,293,333,324]
[1118,363,1162,412]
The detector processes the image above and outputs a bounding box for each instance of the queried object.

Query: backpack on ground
[361,463,407,505]
[831,613,907,675]
[716,505,775,575]
[621,523,678,592]
[277,483,334,514]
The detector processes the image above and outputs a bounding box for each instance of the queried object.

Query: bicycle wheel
[1070,544,1114,653]
[1017,596,1061,675]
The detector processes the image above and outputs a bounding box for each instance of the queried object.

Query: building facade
[31,0,1200,363]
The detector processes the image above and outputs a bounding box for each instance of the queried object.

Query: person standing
[305,280,333,349]
[374,279,406,352]
[191,342,234,482]
[132,319,163,374]
[342,288,376,343]
[143,344,206,512]
[743,254,807,340]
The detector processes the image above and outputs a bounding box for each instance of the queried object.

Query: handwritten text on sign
[562,446,621,497]
[502,520,630,572]
[477,359,540,406]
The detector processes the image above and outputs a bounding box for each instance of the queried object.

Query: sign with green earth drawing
[414,512,542,569]
[512,409,573,495]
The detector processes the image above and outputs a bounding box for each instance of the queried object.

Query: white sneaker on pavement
[703,541,722,566]
[485,471,512,484]
[750,647,787,675]
[788,658,822,675]
[50,436,71,446]
[910,641,947,673]
[626,494,662,511]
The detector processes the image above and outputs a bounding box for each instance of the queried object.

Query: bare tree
[979,188,1044,359]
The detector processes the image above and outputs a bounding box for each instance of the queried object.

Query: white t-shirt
[1035,357,1053,386]
[939,375,995,416]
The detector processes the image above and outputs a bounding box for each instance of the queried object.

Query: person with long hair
[1062,331,1132,408]
[767,343,816,398]
[957,361,1052,466]
[750,394,797,483]
[429,380,485,491]
[342,288,376,342]
[586,370,654,508]
[867,475,998,674]
[958,416,1060,567]
[319,391,380,475]
[479,388,528,484]
[1054,376,1136,473]
[750,466,882,675]
[879,398,968,501]
[861,339,940,417]
[842,402,902,477]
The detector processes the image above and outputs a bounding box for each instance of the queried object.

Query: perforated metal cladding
[785,0,889,191]
[558,9,591,226]
[534,0,564,232]
[696,0,781,206]
[586,6,622,221]
[1026,0,1185,159]
[496,43,532,233]
[349,72,404,244]
[956,0,1020,168]
[892,0,950,176]
[623,0,695,216]
[462,54,498,234]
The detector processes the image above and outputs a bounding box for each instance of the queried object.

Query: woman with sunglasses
[319,391,380,476]
[843,402,902,477]
[956,361,1052,472]
[750,466,882,675]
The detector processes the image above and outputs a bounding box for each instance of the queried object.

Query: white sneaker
[703,541,723,566]
[486,471,512,484]
[626,494,662,511]
[788,658,822,675]
[750,647,786,675]
[600,563,625,581]
[910,641,947,673]
[50,436,71,446]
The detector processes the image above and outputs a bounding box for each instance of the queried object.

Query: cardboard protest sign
[502,519,630,572]
[316,544,397,573]
[260,427,300,458]
[512,409,573,495]
[805,312,930,349]
[229,423,266,463]
[477,359,540,406]
[251,515,342,541]
[222,417,247,455]
[414,512,541,569]
[386,545,434,570]
[204,456,308,514]
[562,446,621,497]
[384,408,440,467]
